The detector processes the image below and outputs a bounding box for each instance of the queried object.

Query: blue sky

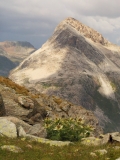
[0,0,120,48]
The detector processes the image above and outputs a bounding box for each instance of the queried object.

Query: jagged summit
[57,17,109,46]
[9,17,120,132]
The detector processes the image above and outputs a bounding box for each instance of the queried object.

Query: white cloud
[0,0,120,47]
[62,0,120,17]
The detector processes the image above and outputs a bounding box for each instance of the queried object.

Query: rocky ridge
[9,17,120,132]
[0,41,36,64]
[65,17,109,45]
[0,41,36,76]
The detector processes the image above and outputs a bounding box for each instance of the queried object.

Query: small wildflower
[54,124,63,130]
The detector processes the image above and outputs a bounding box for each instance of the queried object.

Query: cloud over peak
[0,0,120,48]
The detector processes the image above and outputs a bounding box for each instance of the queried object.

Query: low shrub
[44,118,92,142]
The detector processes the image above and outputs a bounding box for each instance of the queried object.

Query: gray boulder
[18,96,34,109]
[100,132,120,144]
[3,116,32,133]
[0,116,47,138]
[26,134,72,146]
[1,91,47,125]
[27,123,47,138]
[82,132,120,146]
[17,126,26,137]
[0,118,17,138]
[1,145,23,153]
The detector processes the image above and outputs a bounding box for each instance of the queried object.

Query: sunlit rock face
[9,17,120,133]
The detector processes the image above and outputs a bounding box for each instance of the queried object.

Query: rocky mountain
[0,55,16,76]
[0,41,36,76]
[0,76,102,137]
[9,17,120,133]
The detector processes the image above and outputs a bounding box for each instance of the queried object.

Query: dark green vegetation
[0,137,120,160]
[44,118,91,141]
[40,82,60,89]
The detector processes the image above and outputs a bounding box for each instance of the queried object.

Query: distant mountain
[0,55,16,76]
[9,17,120,133]
[0,41,36,76]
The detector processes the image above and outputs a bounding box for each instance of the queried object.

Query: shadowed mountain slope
[9,17,120,132]
[0,55,16,76]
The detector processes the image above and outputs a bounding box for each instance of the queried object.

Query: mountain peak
[9,17,120,132]
[62,17,109,45]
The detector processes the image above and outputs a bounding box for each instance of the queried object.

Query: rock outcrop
[9,17,120,132]
[0,118,17,138]
[1,116,47,138]
[1,93,47,125]
[0,76,102,136]
[65,17,109,45]
[81,132,120,146]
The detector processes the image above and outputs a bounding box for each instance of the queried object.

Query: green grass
[0,137,120,160]
[41,82,60,89]
[41,82,52,89]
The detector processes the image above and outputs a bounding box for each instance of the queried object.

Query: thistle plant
[44,118,92,142]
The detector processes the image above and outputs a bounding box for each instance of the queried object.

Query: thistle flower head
[54,124,63,130]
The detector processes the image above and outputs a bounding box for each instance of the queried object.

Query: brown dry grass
[0,76,30,95]
[53,97,62,105]
[0,76,48,100]
[0,136,120,160]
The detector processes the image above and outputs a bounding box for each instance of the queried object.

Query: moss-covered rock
[0,118,17,138]
[1,145,23,153]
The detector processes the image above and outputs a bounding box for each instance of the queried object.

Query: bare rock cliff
[65,17,109,45]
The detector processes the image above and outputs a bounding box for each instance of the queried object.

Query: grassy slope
[0,137,120,160]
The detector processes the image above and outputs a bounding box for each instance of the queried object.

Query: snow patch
[98,75,115,100]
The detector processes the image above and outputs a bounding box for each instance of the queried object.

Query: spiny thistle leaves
[44,118,92,142]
